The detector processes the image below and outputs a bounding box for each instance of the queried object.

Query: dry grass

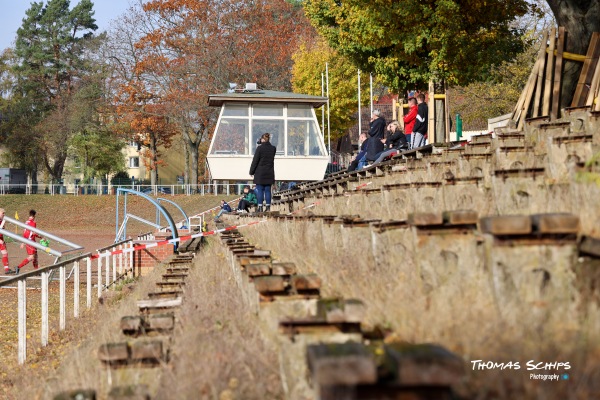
[155,239,283,400]
[239,215,600,400]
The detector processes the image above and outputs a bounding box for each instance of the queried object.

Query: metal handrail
[97,238,133,253]
[0,252,92,288]
[3,216,83,250]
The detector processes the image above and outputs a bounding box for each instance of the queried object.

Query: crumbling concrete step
[238,256,272,266]
[291,274,322,291]
[147,290,182,299]
[253,276,287,294]
[481,214,580,236]
[162,273,188,282]
[408,213,443,226]
[246,263,271,277]
[307,342,377,386]
[54,390,96,400]
[531,213,580,234]
[168,259,192,266]
[165,267,189,274]
[470,134,493,144]
[580,236,600,257]
[108,385,150,400]
[272,262,297,276]
[137,297,182,312]
[121,313,175,336]
[98,338,170,366]
[315,298,366,323]
[307,342,463,398]
[442,210,479,225]
[155,281,185,289]
[178,237,203,252]
[464,143,491,155]
[279,318,362,337]
[480,215,532,235]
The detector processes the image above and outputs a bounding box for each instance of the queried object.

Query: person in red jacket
[0,208,10,274]
[403,97,417,147]
[13,209,41,274]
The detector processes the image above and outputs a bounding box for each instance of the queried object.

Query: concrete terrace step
[121,313,175,336]
[137,297,183,312]
[98,337,170,367]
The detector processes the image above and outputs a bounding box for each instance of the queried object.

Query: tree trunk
[181,124,204,187]
[183,138,189,185]
[546,0,600,108]
[151,135,158,186]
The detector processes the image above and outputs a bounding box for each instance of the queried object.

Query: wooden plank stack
[511,27,600,129]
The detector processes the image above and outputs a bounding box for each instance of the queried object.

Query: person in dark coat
[366,109,386,161]
[250,132,277,212]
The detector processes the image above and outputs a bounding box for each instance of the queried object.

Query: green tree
[13,0,98,182]
[292,38,376,141]
[67,79,126,182]
[303,0,531,90]
[0,49,43,184]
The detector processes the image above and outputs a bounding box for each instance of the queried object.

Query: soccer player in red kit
[14,209,40,274]
[0,208,10,274]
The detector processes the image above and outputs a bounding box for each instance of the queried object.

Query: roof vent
[245,83,257,91]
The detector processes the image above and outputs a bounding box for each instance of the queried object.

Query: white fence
[0,240,134,364]
[0,183,252,196]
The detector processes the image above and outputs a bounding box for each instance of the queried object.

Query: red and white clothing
[0,217,8,269]
[17,216,39,269]
[403,104,417,136]
[23,217,39,255]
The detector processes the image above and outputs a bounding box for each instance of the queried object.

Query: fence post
[130,242,134,275]
[112,249,117,283]
[73,261,79,318]
[105,251,110,288]
[42,271,49,346]
[18,279,27,365]
[119,244,123,275]
[86,257,92,309]
[97,254,103,298]
[59,266,66,330]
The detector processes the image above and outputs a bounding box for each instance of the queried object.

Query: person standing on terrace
[403,97,417,146]
[250,132,276,212]
[411,93,428,149]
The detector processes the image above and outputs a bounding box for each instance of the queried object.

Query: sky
[0,0,134,51]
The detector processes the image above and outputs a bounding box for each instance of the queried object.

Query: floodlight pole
[321,73,325,138]
[370,73,373,114]
[358,69,362,137]
[326,62,331,157]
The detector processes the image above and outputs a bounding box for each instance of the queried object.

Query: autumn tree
[12,0,99,182]
[121,0,314,185]
[303,0,531,90]
[116,80,176,185]
[292,38,376,141]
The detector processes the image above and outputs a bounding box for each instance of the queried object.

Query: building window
[129,157,140,168]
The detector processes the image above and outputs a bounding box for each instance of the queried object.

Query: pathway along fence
[0,240,134,365]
